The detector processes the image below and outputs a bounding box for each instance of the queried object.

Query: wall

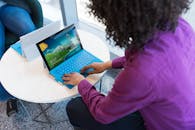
[183,1,195,29]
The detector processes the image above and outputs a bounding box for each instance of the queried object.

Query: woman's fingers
[81,65,93,73]
[63,73,72,77]
[62,73,85,85]
[62,76,71,81]
[88,71,96,75]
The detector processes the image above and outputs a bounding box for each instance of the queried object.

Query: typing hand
[81,62,107,75]
[63,73,85,86]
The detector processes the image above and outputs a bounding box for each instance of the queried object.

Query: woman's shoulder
[124,17,195,82]
[124,45,167,81]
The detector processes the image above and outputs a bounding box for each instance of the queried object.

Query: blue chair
[4,0,43,50]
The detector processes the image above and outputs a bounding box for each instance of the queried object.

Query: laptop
[36,24,102,88]
[19,21,62,61]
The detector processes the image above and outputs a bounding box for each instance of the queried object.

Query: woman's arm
[78,66,155,124]
[80,56,126,75]
[112,56,126,69]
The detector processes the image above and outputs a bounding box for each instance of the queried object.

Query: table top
[0,29,110,103]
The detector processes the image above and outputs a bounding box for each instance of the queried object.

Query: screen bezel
[36,24,83,71]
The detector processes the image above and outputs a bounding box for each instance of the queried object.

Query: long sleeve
[78,66,156,124]
[112,56,126,69]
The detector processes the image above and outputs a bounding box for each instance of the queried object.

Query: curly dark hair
[88,0,192,52]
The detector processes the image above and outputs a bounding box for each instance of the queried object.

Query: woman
[0,0,35,116]
[64,0,195,130]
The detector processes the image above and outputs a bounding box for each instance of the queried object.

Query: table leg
[19,100,68,124]
[18,100,32,120]
[33,103,69,124]
[33,103,53,124]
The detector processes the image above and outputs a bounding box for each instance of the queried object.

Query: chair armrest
[26,0,43,28]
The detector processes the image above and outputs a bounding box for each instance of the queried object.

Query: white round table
[0,30,110,103]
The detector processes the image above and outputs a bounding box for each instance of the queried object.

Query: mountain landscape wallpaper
[38,28,82,69]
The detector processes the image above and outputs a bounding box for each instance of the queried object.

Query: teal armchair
[5,0,43,50]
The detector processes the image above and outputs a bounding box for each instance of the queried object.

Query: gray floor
[0,100,73,130]
[0,53,120,130]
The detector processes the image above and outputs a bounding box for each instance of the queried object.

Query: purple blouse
[78,17,195,130]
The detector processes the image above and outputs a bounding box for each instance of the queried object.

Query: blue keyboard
[55,51,96,75]
[50,50,102,88]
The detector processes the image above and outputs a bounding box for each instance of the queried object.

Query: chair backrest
[25,0,43,28]
[5,0,43,50]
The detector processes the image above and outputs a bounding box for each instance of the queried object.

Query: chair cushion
[4,0,43,50]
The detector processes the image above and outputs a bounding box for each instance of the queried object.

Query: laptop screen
[37,25,82,70]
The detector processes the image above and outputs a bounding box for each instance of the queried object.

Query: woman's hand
[81,61,112,75]
[63,73,85,86]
